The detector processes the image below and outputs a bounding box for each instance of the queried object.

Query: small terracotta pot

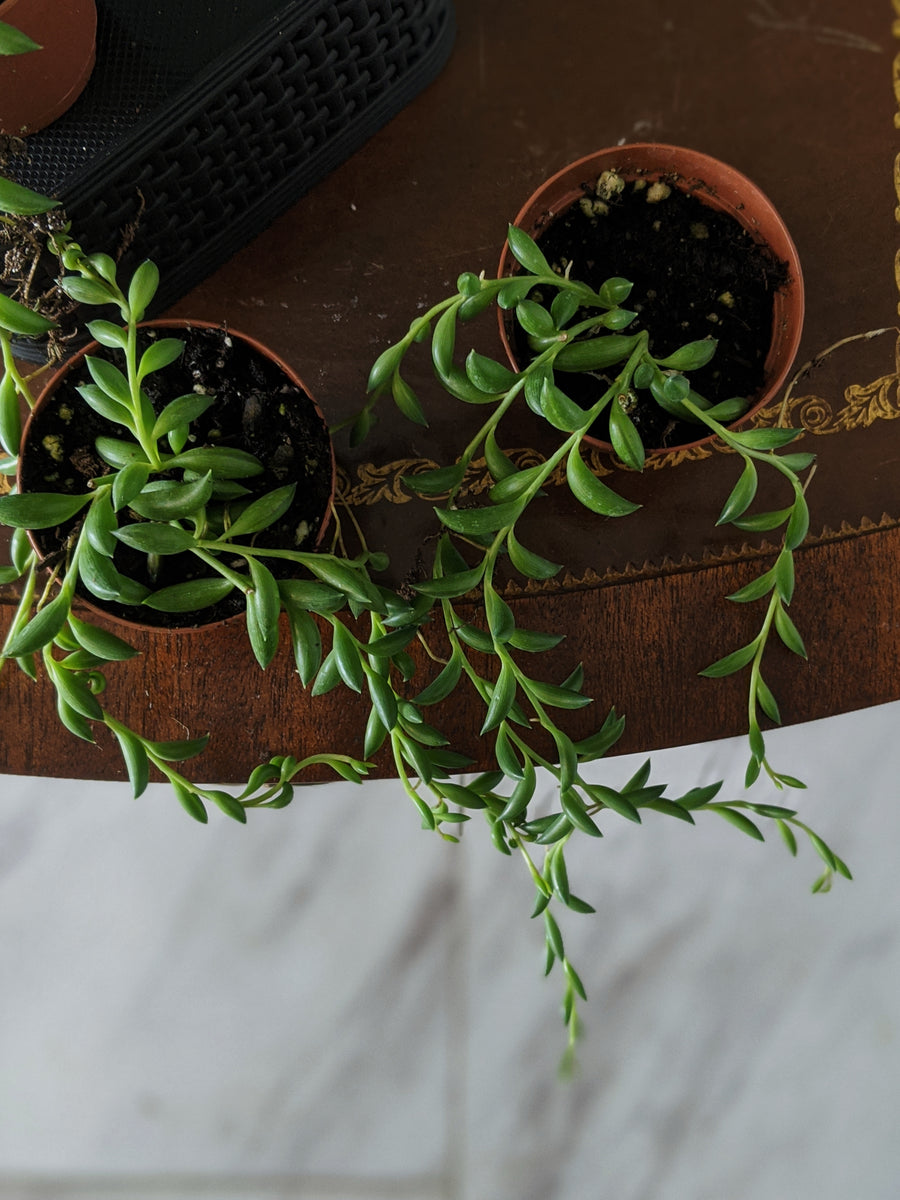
[0,0,97,135]
[498,144,805,455]
[17,319,336,634]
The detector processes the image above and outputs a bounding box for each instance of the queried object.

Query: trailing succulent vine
[0,179,848,1062]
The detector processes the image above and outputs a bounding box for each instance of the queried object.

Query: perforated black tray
[4,0,455,313]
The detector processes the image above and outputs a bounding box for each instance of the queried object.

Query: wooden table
[2,0,898,782]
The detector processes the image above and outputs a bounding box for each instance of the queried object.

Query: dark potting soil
[517,177,788,448]
[21,324,333,627]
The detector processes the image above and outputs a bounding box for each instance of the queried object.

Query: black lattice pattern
[6,0,455,313]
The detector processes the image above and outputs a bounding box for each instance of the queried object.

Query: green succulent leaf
[534,377,584,433]
[365,625,418,658]
[246,557,281,668]
[488,463,544,504]
[277,578,345,614]
[127,261,160,322]
[138,337,184,382]
[432,305,457,376]
[726,568,776,604]
[366,341,405,393]
[0,490,91,528]
[435,499,520,536]
[507,627,564,652]
[61,276,118,308]
[113,523,196,554]
[363,707,387,758]
[756,673,782,724]
[554,332,638,372]
[554,728,578,792]
[584,782,641,823]
[594,276,633,308]
[656,338,718,371]
[465,349,517,394]
[85,356,132,409]
[68,615,138,661]
[96,436,151,470]
[773,549,795,603]
[497,277,537,309]
[392,374,428,425]
[367,671,398,731]
[608,399,645,472]
[221,484,297,540]
[78,542,148,603]
[86,319,128,349]
[702,397,748,423]
[110,725,151,797]
[0,176,58,217]
[731,427,804,451]
[485,586,515,643]
[6,589,72,657]
[483,430,516,482]
[413,654,463,706]
[0,372,21,454]
[150,392,216,440]
[331,621,364,691]
[566,445,639,517]
[171,782,208,822]
[111,461,153,510]
[778,451,816,473]
[282,600,322,685]
[142,576,234,612]
[784,493,809,550]
[82,491,118,556]
[129,474,215,522]
[507,530,561,580]
[516,299,557,339]
[718,460,758,525]
[76,382,131,427]
[776,819,799,856]
[731,506,792,533]
[774,604,807,658]
[165,447,264,478]
[205,789,247,823]
[506,225,554,276]
[527,679,592,710]
[482,662,517,734]
[574,707,626,759]
[699,639,759,678]
[560,788,603,836]
[713,805,765,842]
[650,371,691,418]
[550,290,580,329]
[402,461,467,497]
[55,695,95,742]
[308,558,383,609]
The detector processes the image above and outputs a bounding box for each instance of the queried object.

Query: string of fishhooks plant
[356,224,850,1057]
[0,179,849,1063]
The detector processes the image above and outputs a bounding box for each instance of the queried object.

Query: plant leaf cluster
[355,222,848,1050]
[0,183,848,1059]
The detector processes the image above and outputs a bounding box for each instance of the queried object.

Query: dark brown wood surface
[2,0,899,783]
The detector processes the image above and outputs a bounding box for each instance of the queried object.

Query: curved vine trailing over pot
[0,162,848,1067]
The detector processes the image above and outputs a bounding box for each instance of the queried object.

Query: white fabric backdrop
[0,701,897,1199]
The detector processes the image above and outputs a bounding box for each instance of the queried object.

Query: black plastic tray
[4,0,455,313]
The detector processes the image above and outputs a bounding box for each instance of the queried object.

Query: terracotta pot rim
[18,318,336,635]
[0,0,97,136]
[498,143,805,457]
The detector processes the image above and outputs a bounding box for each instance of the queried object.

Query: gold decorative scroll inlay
[341,330,900,508]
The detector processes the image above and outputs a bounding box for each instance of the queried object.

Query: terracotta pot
[0,0,97,135]
[498,144,805,455]
[17,319,336,633]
